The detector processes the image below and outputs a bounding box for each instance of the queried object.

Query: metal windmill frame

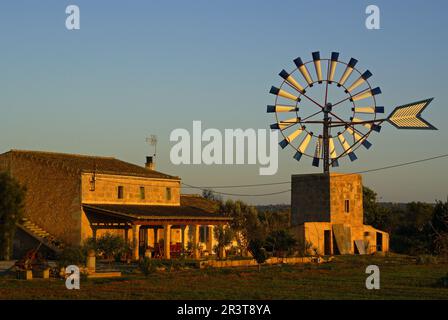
[268,51,436,174]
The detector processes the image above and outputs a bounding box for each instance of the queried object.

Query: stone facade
[291,173,389,255]
[0,151,82,245]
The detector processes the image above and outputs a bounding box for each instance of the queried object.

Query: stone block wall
[81,173,180,205]
[0,153,82,245]
[329,173,363,226]
[291,174,331,226]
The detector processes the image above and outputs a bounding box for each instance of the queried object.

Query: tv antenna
[146,134,158,158]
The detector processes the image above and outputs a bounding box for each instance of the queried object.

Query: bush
[416,254,438,265]
[436,273,448,288]
[264,230,297,257]
[296,240,313,257]
[83,233,130,261]
[57,246,85,268]
[139,257,157,276]
[248,239,269,271]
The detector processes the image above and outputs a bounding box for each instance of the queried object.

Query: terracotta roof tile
[4,149,179,180]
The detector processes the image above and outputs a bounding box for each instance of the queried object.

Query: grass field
[0,254,446,300]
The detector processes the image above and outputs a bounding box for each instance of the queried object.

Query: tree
[219,199,266,253]
[0,172,26,260]
[248,239,268,272]
[213,225,234,259]
[392,202,434,255]
[431,199,448,257]
[202,189,223,202]
[264,230,297,257]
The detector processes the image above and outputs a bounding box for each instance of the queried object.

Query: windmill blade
[293,132,312,161]
[352,106,384,114]
[328,52,339,84]
[346,126,372,149]
[387,98,437,130]
[312,52,323,84]
[337,58,357,87]
[270,117,300,130]
[267,105,299,113]
[345,70,372,93]
[293,57,314,86]
[312,135,322,167]
[279,70,306,94]
[350,117,381,132]
[350,87,381,102]
[337,133,357,161]
[270,86,301,102]
[329,136,339,167]
[279,126,305,149]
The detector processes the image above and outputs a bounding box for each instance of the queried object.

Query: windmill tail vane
[267,51,437,173]
[386,98,437,130]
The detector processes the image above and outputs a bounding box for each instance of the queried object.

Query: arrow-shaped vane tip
[387,98,437,130]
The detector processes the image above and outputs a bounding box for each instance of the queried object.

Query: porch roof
[83,204,231,225]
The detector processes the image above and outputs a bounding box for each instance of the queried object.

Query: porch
[83,204,231,260]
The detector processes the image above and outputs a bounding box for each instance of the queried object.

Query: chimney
[145,156,155,170]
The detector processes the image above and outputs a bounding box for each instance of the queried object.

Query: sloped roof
[180,194,220,213]
[83,204,230,221]
[3,149,179,180]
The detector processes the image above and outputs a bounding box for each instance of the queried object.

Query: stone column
[163,224,171,259]
[192,224,200,260]
[181,225,186,250]
[206,225,214,253]
[132,224,140,261]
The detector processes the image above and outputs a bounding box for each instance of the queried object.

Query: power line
[181,153,448,196]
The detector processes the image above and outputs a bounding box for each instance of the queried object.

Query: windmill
[268,51,436,173]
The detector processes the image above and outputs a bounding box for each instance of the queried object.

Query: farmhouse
[0,150,230,260]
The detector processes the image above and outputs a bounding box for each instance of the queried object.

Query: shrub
[83,233,130,261]
[416,254,438,265]
[436,273,448,288]
[296,240,313,257]
[248,239,269,271]
[139,257,157,276]
[264,230,297,257]
[57,246,85,268]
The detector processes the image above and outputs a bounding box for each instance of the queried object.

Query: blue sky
[0,0,447,204]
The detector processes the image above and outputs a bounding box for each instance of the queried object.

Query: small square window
[140,186,145,200]
[117,186,124,199]
[165,187,172,201]
[344,199,350,213]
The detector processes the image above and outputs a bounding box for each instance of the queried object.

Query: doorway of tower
[376,232,383,252]
[324,230,332,255]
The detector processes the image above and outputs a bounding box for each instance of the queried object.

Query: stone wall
[0,153,82,245]
[291,174,331,226]
[329,173,363,226]
[81,173,180,205]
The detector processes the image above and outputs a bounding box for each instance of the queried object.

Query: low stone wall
[199,256,316,269]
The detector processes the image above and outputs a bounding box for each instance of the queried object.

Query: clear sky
[0,0,447,204]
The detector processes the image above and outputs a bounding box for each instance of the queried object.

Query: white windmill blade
[387,98,437,130]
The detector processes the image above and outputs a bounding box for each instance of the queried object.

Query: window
[344,199,350,213]
[117,186,124,199]
[165,187,172,201]
[140,186,145,200]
